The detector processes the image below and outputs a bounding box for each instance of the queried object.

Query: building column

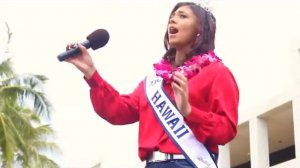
[249,117,269,168]
[293,96,300,165]
[218,144,231,168]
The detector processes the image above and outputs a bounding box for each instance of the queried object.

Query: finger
[77,43,89,55]
[171,81,183,93]
[172,74,186,87]
[66,44,71,51]
[173,71,187,81]
[77,43,85,49]
[66,43,78,50]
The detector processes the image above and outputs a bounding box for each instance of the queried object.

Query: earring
[196,33,200,37]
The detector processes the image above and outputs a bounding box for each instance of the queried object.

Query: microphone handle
[57,41,91,62]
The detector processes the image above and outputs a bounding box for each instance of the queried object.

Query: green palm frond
[0,114,17,168]
[35,154,60,168]
[5,115,30,161]
[5,103,39,140]
[1,104,60,167]
[19,138,60,168]
[18,108,40,124]
[1,65,52,120]
[30,141,61,154]
[0,22,59,167]
[13,74,48,90]
[15,153,31,168]
[34,125,54,136]
[0,76,16,87]
[0,85,52,119]
[0,59,14,78]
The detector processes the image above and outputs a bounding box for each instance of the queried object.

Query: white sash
[145,76,217,168]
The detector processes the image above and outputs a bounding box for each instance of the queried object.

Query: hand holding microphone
[58,29,109,61]
[58,29,109,78]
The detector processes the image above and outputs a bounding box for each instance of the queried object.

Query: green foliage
[0,58,60,167]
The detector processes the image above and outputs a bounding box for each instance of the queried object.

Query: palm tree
[0,23,60,168]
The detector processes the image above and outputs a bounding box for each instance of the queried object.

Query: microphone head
[87,29,110,50]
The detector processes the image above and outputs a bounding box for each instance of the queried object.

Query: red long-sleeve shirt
[85,62,239,161]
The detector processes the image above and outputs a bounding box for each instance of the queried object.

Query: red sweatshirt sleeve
[85,71,141,125]
[185,66,239,146]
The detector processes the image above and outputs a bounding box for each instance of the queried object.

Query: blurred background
[0,0,300,168]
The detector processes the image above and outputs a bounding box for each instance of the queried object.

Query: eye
[179,14,187,18]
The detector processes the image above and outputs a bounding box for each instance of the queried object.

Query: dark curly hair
[163,2,216,61]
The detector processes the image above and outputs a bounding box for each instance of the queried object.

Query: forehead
[173,5,194,15]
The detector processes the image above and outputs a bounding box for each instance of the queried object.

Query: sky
[1,0,300,168]
[0,1,179,167]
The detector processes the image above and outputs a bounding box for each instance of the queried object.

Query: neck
[173,47,190,67]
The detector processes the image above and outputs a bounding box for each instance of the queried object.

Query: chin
[168,41,180,49]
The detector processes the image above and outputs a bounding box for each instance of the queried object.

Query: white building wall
[293,96,300,166]
[249,118,269,168]
[214,2,300,120]
[218,145,231,168]
[213,1,300,168]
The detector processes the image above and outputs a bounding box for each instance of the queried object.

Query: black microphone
[57,29,109,62]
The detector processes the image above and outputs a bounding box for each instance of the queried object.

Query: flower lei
[153,51,222,83]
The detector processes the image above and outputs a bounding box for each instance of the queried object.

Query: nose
[169,17,176,24]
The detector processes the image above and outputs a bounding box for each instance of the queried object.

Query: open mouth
[169,27,178,34]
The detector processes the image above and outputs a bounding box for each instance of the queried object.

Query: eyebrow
[173,10,186,15]
[171,10,187,17]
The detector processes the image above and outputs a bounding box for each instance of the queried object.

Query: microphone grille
[87,29,110,50]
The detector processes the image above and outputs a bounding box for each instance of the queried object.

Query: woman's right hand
[65,43,96,79]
